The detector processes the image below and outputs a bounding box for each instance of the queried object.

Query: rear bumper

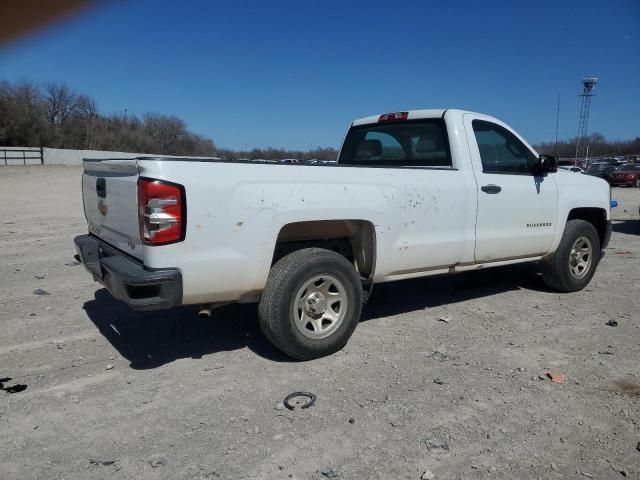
[74,234,182,311]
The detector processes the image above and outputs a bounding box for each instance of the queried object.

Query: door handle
[481,184,502,194]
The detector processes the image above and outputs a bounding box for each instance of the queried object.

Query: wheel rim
[568,236,593,280]
[292,274,348,339]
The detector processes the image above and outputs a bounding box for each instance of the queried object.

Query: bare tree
[44,82,78,126]
[75,94,98,149]
[143,113,189,154]
[0,80,48,146]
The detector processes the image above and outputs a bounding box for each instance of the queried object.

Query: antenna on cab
[554,93,560,159]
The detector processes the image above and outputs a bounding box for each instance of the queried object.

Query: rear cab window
[339,119,453,168]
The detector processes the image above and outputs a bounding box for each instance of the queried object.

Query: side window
[472,120,536,174]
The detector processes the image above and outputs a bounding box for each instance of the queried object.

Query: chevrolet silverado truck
[74,109,612,360]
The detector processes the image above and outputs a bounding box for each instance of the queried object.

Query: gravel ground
[1,166,639,480]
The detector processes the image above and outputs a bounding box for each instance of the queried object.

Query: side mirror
[532,154,557,175]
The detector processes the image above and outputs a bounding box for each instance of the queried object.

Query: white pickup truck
[74,109,612,359]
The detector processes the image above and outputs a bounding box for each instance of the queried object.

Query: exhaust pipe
[197,302,230,319]
[198,305,213,319]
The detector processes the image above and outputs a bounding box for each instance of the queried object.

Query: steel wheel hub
[304,291,328,316]
[568,236,592,280]
[293,274,348,340]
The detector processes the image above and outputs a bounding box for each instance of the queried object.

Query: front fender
[548,176,610,254]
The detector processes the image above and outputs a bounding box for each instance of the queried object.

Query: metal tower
[575,77,597,159]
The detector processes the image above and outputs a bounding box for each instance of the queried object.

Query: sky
[1,0,638,150]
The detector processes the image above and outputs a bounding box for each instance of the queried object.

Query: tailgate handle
[96,178,106,198]
[481,184,502,194]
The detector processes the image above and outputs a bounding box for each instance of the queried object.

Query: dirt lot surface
[1,166,639,480]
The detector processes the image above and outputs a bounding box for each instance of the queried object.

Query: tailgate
[82,159,143,260]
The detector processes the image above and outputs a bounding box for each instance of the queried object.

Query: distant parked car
[303,159,337,165]
[585,163,615,181]
[252,158,279,164]
[558,166,584,173]
[280,158,299,164]
[608,164,640,187]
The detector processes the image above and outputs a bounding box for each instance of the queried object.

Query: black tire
[542,219,600,292]
[258,248,363,360]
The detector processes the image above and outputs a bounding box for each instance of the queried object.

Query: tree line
[1,79,635,161]
[0,79,216,156]
[534,132,639,159]
[215,146,339,161]
[0,79,339,160]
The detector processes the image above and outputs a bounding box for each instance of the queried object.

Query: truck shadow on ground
[361,263,545,321]
[83,290,284,369]
[83,263,549,368]
[612,219,640,236]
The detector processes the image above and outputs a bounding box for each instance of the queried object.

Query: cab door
[463,114,558,262]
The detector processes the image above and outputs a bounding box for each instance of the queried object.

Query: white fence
[43,147,146,165]
[0,146,147,166]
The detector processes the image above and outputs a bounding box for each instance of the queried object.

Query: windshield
[339,119,452,167]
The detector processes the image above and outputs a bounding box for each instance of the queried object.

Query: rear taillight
[137,178,186,245]
[378,112,408,122]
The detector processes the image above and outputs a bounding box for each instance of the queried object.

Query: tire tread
[258,248,362,360]
[542,219,600,292]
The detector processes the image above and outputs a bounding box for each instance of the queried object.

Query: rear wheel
[542,219,600,292]
[258,248,363,360]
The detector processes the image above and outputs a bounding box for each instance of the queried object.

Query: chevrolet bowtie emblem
[98,199,108,216]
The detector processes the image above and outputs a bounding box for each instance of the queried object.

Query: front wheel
[542,219,601,292]
[258,248,363,360]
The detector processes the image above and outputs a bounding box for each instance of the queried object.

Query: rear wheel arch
[271,219,377,282]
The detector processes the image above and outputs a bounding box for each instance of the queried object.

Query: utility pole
[575,77,597,160]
